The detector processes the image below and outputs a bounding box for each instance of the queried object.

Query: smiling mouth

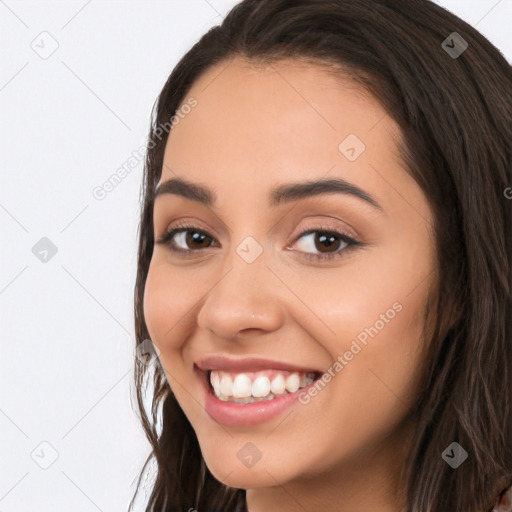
[204,369,322,404]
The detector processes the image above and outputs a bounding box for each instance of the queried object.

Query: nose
[196,257,286,341]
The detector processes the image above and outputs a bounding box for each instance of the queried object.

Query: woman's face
[144,58,437,502]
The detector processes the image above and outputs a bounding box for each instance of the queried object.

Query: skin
[143,57,437,512]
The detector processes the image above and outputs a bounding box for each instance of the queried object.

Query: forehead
[161,57,404,209]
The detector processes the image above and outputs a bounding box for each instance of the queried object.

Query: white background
[0,1,510,511]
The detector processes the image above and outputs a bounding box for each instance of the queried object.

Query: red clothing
[493,484,512,512]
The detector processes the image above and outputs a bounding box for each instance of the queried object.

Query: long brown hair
[129,1,512,510]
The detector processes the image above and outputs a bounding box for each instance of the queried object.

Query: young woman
[130,1,512,510]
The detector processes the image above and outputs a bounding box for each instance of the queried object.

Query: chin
[209,463,290,490]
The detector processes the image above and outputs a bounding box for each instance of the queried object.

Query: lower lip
[196,367,319,427]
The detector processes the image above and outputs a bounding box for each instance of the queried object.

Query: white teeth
[209,369,317,402]
[270,374,286,395]
[211,371,220,396]
[219,375,233,396]
[252,376,271,397]
[285,373,300,393]
[232,374,252,398]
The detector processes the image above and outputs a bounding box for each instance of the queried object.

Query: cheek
[297,238,432,418]
[293,246,430,351]
[334,283,429,433]
[143,261,196,351]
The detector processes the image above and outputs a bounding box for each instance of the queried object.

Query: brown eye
[156,223,362,262]
[290,227,362,262]
[157,225,216,252]
[314,232,343,253]
[293,230,349,254]
[181,229,212,250]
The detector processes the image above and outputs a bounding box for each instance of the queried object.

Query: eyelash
[155,221,363,262]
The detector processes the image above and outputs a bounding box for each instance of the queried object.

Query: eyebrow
[154,176,383,212]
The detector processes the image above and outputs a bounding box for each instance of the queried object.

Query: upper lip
[194,354,322,374]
